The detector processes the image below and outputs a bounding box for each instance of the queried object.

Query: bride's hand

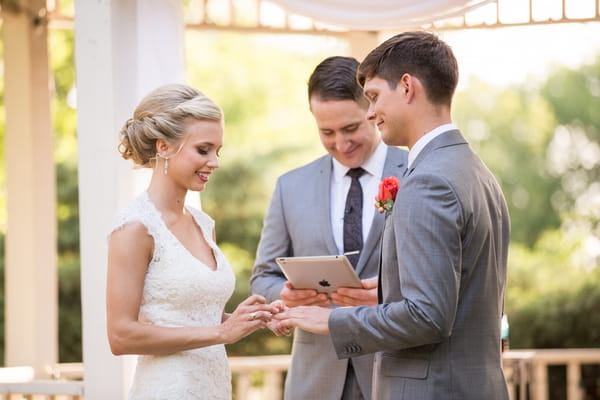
[219,294,280,344]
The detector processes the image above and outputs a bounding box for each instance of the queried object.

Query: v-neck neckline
[144,192,219,272]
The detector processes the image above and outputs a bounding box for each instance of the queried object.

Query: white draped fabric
[268,0,495,30]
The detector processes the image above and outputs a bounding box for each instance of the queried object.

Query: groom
[275,31,511,400]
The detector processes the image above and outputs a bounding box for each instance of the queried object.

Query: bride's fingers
[241,294,267,305]
[250,311,273,322]
[241,310,276,324]
[251,303,281,315]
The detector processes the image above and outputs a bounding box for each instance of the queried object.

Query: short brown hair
[308,56,367,108]
[357,31,458,106]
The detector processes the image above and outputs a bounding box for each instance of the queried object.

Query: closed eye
[342,123,360,134]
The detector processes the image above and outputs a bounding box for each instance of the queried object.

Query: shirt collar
[408,123,457,169]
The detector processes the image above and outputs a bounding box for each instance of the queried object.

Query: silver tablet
[275,255,362,294]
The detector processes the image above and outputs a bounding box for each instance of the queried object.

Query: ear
[400,73,416,102]
[155,139,170,156]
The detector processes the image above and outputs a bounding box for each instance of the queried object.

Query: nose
[335,134,352,152]
[208,154,219,169]
[366,105,376,121]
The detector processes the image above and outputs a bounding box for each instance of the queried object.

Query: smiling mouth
[196,172,210,182]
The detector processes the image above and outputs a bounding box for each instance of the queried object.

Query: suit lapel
[317,156,339,256]
[355,147,407,276]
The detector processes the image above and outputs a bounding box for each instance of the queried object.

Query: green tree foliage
[56,162,82,362]
[541,57,600,241]
[454,79,563,246]
[511,281,600,349]
[49,29,82,362]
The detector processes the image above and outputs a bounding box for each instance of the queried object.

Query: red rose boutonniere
[374,176,400,215]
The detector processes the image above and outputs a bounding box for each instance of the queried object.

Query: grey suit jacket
[251,146,408,400]
[329,131,510,400]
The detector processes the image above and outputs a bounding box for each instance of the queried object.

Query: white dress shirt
[330,140,388,255]
[408,123,457,169]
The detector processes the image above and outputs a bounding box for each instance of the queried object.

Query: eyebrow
[341,122,360,130]
[320,121,361,132]
[193,141,217,147]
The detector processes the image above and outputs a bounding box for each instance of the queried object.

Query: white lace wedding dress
[111,191,236,399]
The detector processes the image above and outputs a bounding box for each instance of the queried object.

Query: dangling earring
[156,153,169,175]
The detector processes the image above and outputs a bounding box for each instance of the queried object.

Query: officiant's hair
[307,56,367,108]
[118,83,223,167]
[357,31,459,106]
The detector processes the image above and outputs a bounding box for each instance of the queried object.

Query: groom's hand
[280,281,330,308]
[274,306,332,335]
[264,300,292,336]
[330,276,378,306]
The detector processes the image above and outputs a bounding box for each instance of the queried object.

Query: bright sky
[440,22,600,89]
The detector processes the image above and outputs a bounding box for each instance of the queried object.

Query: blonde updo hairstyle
[119,83,223,167]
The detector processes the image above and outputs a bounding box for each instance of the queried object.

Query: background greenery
[0,23,598,397]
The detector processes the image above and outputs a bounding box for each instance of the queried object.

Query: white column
[2,0,57,378]
[347,31,380,62]
[73,0,185,398]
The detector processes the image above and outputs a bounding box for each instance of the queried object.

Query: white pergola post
[2,0,57,378]
[347,31,380,61]
[73,0,184,398]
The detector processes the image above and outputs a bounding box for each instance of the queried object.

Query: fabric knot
[347,167,365,179]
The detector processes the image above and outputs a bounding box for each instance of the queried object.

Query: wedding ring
[249,312,257,321]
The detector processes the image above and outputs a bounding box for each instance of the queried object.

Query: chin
[381,132,399,146]
[191,183,207,192]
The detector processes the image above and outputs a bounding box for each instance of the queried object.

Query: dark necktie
[343,167,365,268]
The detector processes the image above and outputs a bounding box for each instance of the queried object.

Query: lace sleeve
[108,193,163,255]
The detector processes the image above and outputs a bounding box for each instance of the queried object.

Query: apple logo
[318,279,331,287]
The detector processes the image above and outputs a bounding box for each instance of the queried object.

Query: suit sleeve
[329,173,464,357]
[250,178,293,303]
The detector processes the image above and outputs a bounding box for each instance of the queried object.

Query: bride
[106,83,283,399]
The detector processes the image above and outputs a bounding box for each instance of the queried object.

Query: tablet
[275,255,362,294]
